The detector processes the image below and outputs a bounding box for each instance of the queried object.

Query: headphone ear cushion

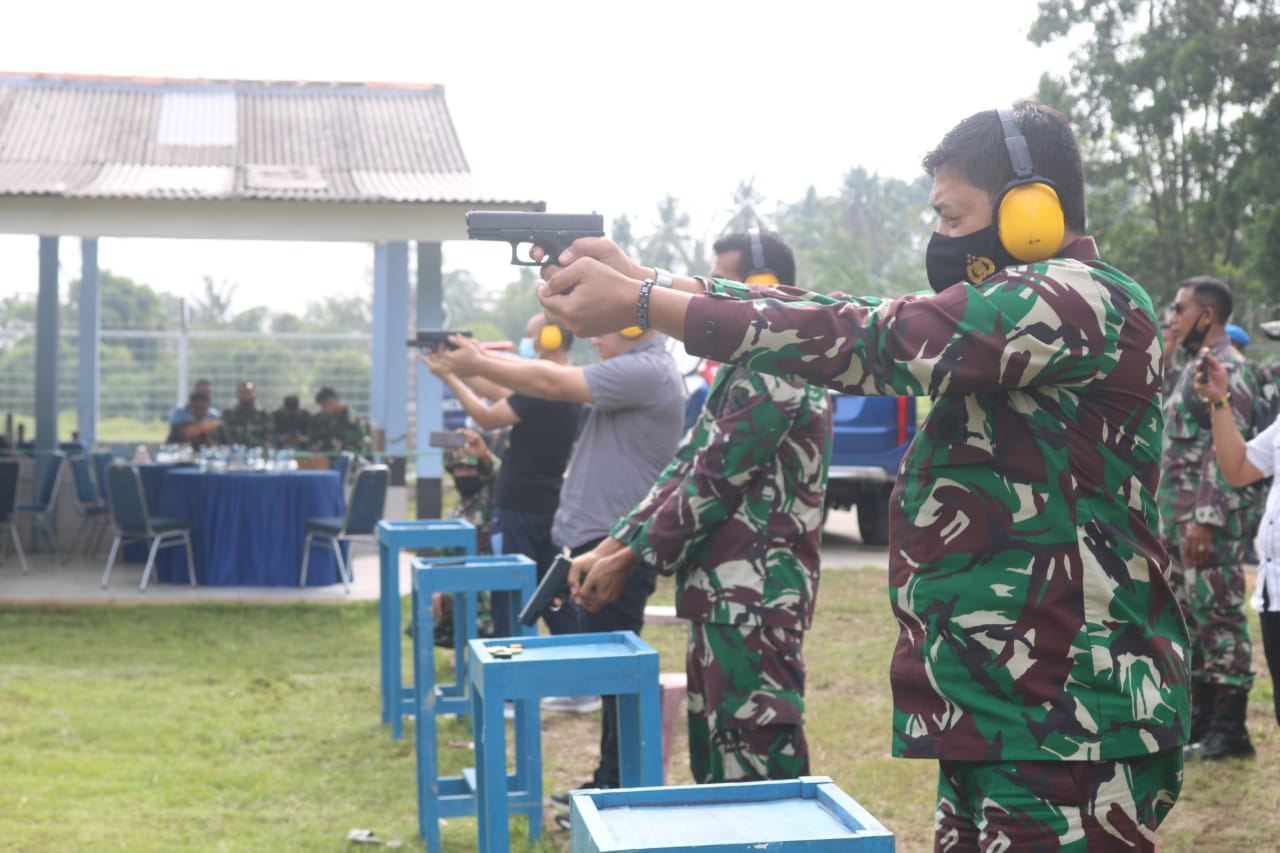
[744,272,779,286]
[997,182,1065,263]
[539,324,563,350]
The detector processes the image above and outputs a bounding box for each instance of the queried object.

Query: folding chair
[101,463,197,592]
[63,455,111,563]
[14,452,65,552]
[92,451,114,503]
[0,458,29,573]
[299,464,389,593]
[332,451,355,491]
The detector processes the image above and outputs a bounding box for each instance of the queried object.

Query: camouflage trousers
[935,748,1183,852]
[1165,521,1255,691]
[686,621,807,784]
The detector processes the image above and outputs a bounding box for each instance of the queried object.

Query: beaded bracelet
[636,279,656,332]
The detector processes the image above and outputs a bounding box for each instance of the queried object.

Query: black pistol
[407,329,473,352]
[518,554,573,626]
[466,210,605,267]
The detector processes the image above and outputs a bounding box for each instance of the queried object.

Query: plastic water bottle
[133,444,151,464]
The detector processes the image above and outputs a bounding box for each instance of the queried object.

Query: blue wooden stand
[468,631,663,853]
[376,519,476,739]
[569,776,895,851]
[411,554,538,853]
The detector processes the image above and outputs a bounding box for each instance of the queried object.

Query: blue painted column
[370,242,410,485]
[370,243,389,446]
[384,242,410,481]
[78,238,101,448]
[35,236,59,454]
[415,241,444,519]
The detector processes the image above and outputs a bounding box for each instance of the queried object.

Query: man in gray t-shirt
[552,333,687,551]
[429,323,686,789]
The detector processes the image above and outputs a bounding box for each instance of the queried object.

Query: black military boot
[1198,686,1256,761]
[1183,680,1216,751]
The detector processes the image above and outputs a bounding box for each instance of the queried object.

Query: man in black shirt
[271,394,311,449]
[420,312,583,635]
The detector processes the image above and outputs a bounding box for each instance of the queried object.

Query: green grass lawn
[2,571,1278,851]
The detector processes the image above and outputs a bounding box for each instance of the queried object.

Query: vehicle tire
[856,489,891,547]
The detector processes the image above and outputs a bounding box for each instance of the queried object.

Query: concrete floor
[0,508,887,607]
[0,543,397,605]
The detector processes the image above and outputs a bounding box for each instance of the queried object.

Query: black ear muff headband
[994,107,1065,263]
[744,228,780,285]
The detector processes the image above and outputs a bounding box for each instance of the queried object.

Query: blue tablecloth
[155,469,347,586]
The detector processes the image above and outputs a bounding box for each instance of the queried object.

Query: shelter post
[415,240,444,519]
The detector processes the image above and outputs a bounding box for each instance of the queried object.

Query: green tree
[1029,0,1280,308]
[611,215,637,256]
[777,169,933,296]
[722,178,767,235]
[189,275,237,328]
[640,195,698,274]
[489,269,544,342]
[301,292,372,334]
[442,269,488,327]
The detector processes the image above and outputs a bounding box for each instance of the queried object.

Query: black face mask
[453,475,485,499]
[925,225,1020,293]
[1179,309,1212,357]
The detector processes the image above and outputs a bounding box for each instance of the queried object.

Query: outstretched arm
[416,351,521,430]
[439,335,594,404]
[1195,351,1266,488]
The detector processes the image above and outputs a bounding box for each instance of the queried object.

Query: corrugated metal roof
[0,73,534,206]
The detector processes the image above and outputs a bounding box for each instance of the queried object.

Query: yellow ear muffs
[994,107,1066,264]
[619,326,645,339]
[996,181,1065,263]
[744,271,779,285]
[744,228,780,285]
[539,322,564,350]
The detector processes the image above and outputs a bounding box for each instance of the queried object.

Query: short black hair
[712,229,797,286]
[921,100,1086,233]
[315,386,339,405]
[189,391,210,405]
[1179,275,1234,324]
[283,394,300,410]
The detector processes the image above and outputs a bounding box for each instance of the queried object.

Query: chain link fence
[0,329,382,444]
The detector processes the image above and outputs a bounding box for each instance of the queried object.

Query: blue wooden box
[569,776,894,852]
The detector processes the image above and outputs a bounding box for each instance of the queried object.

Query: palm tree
[640,195,696,273]
[722,178,767,234]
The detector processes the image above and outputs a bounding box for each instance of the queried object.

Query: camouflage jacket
[610,364,831,630]
[448,452,498,555]
[222,404,273,448]
[681,237,1191,763]
[307,406,371,458]
[1158,336,1262,536]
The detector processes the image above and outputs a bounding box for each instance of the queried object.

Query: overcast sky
[0,0,1078,315]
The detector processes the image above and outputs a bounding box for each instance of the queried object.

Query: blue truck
[675,345,916,546]
[823,394,917,546]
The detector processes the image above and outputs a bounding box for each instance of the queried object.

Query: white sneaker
[541,695,603,713]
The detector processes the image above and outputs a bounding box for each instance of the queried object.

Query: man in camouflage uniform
[549,101,1190,850]
[567,230,831,785]
[1159,276,1260,761]
[221,381,272,448]
[307,386,371,459]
